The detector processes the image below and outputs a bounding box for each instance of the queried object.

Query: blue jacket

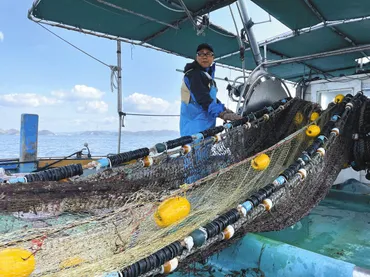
[180,61,225,136]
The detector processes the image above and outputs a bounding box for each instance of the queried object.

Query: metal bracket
[119,112,126,127]
[245,18,254,29]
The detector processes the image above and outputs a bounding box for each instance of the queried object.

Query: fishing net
[0,94,368,277]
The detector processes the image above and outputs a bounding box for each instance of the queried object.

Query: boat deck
[170,189,370,277]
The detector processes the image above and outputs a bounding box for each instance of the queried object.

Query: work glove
[219,110,243,121]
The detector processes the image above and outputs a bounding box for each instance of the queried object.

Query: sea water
[0,133,177,159]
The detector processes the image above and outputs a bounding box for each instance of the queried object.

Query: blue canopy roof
[29,0,370,81]
[250,0,370,30]
[29,0,240,59]
[217,20,370,81]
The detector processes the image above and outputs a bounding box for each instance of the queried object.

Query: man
[180,43,243,136]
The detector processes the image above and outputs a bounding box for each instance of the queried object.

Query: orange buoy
[222,225,235,240]
[162,258,179,273]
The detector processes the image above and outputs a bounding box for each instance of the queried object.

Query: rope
[228,4,247,113]
[154,0,184,13]
[236,2,245,35]
[110,66,119,92]
[36,22,110,68]
[208,26,235,38]
[229,5,242,41]
[37,22,123,94]
[177,0,198,29]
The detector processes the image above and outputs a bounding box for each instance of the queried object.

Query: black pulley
[366,169,370,181]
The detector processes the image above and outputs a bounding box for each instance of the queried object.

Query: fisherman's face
[196,49,214,68]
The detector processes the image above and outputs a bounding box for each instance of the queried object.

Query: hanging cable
[36,22,124,95]
[154,0,185,12]
[208,26,236,38]
[235,3,244,29]
[229,4,245,64]
[229,4,247,113]
[177,0,198,29]
[36,22,110,68]
[229,5,241,40]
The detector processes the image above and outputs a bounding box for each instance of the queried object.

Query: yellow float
[251,153,270,171]
[294,112,304,125]
[154,196,191,228]
[334,94,344,104]
[310,112,320,122]
[0,248,36,277]
[306,125,321,137]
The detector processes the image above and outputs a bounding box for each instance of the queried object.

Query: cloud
[77,100,108,113]
[0,93,59,107]
[124,92,180,114]
[69,119,90,127]
[102,116,117,124]
[51,85,104,101]
[0,32,3,42]
[0,85,105,110]
[121,93,181,131]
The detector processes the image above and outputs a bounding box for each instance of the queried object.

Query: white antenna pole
[117,41,123,154]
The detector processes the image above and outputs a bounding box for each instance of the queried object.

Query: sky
[0,1,290,133]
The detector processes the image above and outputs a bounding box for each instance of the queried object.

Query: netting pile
[0,94,368,277]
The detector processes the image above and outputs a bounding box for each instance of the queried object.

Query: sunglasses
[197,52,214,57]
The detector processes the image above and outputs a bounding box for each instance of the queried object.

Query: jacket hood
[184,60,202,72]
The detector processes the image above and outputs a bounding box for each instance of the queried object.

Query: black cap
[196,43,214,53]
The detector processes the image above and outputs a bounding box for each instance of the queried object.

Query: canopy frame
[302,0,370,62]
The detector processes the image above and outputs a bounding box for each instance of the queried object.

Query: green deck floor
[262,189,370,270]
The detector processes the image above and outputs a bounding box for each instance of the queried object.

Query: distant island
[0,128,20,135]
[0,129,179,137]
[0,129,56,136]
[77,130,179,137]
[39,130,56,136]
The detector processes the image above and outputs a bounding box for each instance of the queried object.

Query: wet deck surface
[262,189,370,269]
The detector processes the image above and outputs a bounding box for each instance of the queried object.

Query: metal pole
[117,41,123,154]
[175,69,246,84]
[237,0,263,65]
[264,43,370,67]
